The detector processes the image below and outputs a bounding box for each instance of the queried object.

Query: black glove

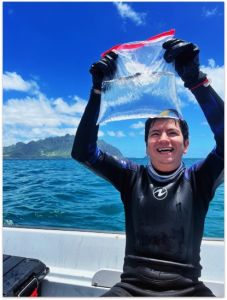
[89,51,118,90]
[163,38,207,89]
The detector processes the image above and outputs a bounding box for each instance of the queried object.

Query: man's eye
[169,131,178,136]
[149,132,159,137]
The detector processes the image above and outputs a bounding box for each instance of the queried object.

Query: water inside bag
[97,29,181,124]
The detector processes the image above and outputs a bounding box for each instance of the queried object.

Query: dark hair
[145,117,189,145]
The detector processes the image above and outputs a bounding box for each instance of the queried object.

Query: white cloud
[3,71,39,93]
[107,130,125,137]
[3,94,80,127]
[3,126,77,147]
[207,58,215,68]
[202,7,218,17]
[113,2,146,26]
[54,96,86,115]
[130,121,144,129]
[3,73,88,146]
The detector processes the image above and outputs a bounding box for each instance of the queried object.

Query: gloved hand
[89,51,118,91]
[162,38,207,89]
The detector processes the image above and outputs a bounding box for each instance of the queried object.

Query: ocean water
[3,158,224,238]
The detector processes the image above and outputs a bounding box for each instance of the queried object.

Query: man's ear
[183,139,189,154]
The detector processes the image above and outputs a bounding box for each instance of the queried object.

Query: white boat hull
[3,227,224,297]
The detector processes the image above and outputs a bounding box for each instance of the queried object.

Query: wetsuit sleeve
[71,89,138,194]
[188,85,224,206]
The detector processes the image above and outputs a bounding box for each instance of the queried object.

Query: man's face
[146,119,189,172]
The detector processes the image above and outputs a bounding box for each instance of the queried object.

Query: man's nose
[159,132,169,141]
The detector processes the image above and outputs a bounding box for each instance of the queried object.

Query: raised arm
[71,52,138,194]
[163,38,224,202]
[71,52,118,165]
[71,90,101,165]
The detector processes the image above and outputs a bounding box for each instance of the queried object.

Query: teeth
[157,148,173,152]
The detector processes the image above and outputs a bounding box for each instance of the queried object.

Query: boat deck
[3,227,224,297]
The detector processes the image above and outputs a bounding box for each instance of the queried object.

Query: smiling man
[71,39,224,296]
[145,110,189,173]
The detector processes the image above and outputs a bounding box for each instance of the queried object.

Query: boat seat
[92,269,121,288]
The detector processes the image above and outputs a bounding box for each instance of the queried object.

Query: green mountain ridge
[3,134,123,159]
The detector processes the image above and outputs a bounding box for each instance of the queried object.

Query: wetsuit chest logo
[153,187,168,200]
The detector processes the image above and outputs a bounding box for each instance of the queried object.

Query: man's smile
[157,147,174,153]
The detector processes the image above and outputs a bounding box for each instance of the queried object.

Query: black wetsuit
[71,85,224,297]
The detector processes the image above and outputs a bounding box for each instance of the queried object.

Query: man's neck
[153,166,179,176]
[147,162,184,183]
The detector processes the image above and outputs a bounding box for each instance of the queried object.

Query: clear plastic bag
[97,29,181,124]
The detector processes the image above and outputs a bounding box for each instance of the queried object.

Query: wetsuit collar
[147,162,185,183]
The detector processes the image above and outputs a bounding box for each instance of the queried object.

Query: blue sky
[3,2,224,158]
